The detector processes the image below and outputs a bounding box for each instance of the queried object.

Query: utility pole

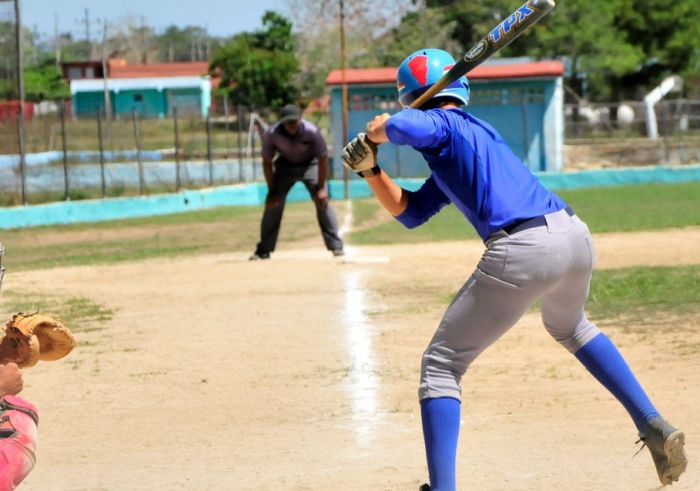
[140,16,147,64]
[54,13,61,67]
[7,0,28,204]
[101,19,113,150]
[30,23,37,65]
[84,7,91,59]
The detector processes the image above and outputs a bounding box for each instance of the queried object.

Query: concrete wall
[1,164,698,230]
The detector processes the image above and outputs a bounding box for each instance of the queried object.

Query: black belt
[502,206,575,235]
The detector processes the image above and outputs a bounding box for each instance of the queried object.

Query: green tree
[530,0,644,100]
[23,56,69,102]
[424,0,700,101]
[611,0,700,95]
[210,11,299,108]
[426,0,516,54]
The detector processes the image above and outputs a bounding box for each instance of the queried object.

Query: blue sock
[421,397,460,491]
[575,332,659,431]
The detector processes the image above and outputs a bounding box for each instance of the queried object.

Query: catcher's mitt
[0,313,76,368]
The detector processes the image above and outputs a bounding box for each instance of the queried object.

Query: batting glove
[342,133,381,178]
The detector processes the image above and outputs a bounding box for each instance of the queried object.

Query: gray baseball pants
[419,208,602,401]
[256,163,343,254]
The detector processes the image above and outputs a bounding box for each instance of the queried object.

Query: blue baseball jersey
[386,108,567,241]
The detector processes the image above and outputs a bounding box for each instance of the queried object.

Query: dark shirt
[262,120,328,166]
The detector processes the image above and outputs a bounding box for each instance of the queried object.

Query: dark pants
[255,163,343,254]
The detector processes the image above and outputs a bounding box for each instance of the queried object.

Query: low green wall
[1,164,698,230]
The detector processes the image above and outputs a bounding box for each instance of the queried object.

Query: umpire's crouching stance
[250,104,344,260]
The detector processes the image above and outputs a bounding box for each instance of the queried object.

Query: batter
[341,48,687,490]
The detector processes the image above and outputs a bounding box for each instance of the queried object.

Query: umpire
[250,104,344,260]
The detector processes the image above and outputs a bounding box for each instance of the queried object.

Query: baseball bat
[409,0,556,109]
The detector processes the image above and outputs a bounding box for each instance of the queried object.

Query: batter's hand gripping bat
[409,0,556,109]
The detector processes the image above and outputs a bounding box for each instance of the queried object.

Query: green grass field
[348,181,700,244]
[1,182,698,272]
[0,201,323,271]
[587,265,700,326]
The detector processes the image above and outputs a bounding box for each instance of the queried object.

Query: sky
[19,0,290,38]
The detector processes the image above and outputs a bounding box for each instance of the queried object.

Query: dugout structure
[326,59,565,176]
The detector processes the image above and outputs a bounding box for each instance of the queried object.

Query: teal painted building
[70,76,211,119]
[326,59,565,177]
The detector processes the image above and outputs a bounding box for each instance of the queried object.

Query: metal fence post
[663,102,672,164]
[223,93,231,159]
[173,107,181,191]
[13,0,28,205]
[15,111,28,205]
[60,104,69,200]
[132,108,145,195]
[97,107,106,198]
[206,110,213,186]
[251,117,257,181]
[237,105,244,182]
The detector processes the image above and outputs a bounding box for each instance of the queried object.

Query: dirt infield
[5,227,700,490]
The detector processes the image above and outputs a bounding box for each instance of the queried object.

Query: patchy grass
[347,182,700,245]
[1,200,325,271]
[2,182,698,271]
[436,265,699,327]
[586,265,700,325]
[0,290,114,334]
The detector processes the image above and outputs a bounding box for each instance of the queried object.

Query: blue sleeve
[395,176,451,229]
[386,109,449,149]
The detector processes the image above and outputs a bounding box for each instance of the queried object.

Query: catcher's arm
[0,363,23,397]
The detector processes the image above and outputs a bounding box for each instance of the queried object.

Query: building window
[470,89,504,106]
[509,88,545,104]
[67,67,82,80]
[134,94,143,102]
[85,67,95,78]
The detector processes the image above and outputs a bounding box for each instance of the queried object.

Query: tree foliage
[23,57,69,102]
[209,11,299,108]
[423,0,700,101]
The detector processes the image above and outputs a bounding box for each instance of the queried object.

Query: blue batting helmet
[397,48,470,108]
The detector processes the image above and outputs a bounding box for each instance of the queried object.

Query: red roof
[110,62,210,79]
[326,60,564,86]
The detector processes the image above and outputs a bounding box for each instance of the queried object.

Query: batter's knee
[418,347,467,402]
[543,314,601,353]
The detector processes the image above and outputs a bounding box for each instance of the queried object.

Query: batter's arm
[366,169,408,217]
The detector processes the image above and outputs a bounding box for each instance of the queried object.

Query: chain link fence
[564,99,700,168]
[1,95,700,206]
[0,98,332,206]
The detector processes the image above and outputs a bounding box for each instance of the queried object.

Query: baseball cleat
[418,484,430,491]
[636,417,688,485]
[249,251,271,261]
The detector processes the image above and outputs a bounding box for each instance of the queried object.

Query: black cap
[279,104,302,123]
